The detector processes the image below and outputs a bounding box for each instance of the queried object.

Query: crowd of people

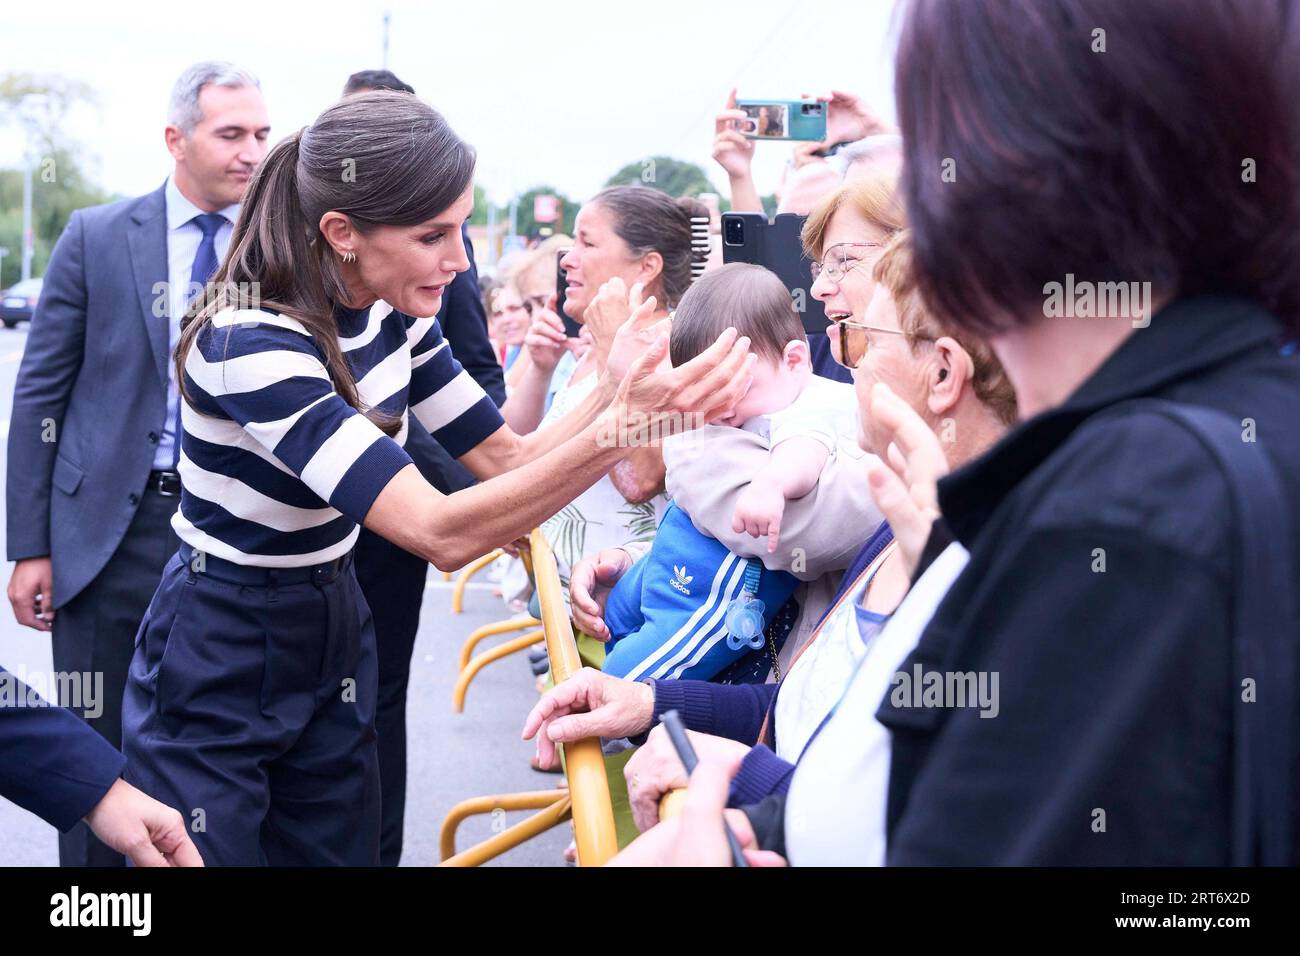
[2,0,1298,868]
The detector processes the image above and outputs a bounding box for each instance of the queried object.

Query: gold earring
[341,250,357,263]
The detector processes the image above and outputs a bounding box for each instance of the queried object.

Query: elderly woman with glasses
[523,181,1018,835]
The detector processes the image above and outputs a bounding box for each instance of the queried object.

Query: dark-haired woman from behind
[118,91,754,866]
[776,0,1300,865]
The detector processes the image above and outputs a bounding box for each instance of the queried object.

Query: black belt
[178,542,352,587]
[147,470,182,497]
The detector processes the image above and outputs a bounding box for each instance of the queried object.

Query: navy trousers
[121,545,381,866]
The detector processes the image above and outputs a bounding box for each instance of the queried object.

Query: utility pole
[381,12,391,69]
[485,201,497,270]
[21,165,33,282]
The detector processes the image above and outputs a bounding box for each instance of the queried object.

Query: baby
[602,263,859,683]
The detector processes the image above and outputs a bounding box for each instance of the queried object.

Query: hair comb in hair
[690,215,711,282]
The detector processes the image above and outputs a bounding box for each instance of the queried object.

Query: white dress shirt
[157,176,238,470]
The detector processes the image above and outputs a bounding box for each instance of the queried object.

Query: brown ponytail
[176,90,476,437]
[589,186,707,308]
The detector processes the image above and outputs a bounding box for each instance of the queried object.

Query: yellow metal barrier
[530,529,619,866]
[658,788,688,821]
[439,530,618,867]
[457,616,542,672]
[439,791,571,867]
[450,545,542,710]
[452,628,545,713]
[451,548,503,614]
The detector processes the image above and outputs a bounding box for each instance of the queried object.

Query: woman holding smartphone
[119,90,754,866]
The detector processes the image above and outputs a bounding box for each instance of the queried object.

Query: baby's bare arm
[759,435,830,498]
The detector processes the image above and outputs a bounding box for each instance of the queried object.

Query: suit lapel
[127,184,170,393]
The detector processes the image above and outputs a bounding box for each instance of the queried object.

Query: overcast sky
[3,0,899,206]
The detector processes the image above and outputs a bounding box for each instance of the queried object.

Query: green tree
[603,155,715,198]
[0,73,94,154]
[0,73,112,287]
[470,183,489,226]
[504,185,579,237]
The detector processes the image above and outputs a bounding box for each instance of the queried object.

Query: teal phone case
[735,98,827,142]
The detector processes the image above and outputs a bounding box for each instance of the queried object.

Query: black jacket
[406,225,506,494]
[880,295,1299,864]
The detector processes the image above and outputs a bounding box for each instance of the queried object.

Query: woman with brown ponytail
[118,90,754,866]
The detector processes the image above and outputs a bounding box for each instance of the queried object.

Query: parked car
[1,277,42,328]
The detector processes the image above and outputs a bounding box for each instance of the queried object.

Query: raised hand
[866,381,948,577]
[606,326,755,448]
[522,294,569,373]
[712,88,757,179]
[802,89,895,151]
[585,277,653,380]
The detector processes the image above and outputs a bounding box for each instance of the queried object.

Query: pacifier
[724,592,767,651]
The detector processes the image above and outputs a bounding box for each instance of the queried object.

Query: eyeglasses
[809,241,882,284]
[828,318,930,369]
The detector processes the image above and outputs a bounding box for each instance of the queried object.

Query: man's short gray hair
[168,61,260,135]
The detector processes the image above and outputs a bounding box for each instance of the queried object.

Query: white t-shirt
[744,376,861,458]
[774,542,896,762]
[783,542,971,866]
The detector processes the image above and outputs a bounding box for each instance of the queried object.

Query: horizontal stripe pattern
[174,303,504,566]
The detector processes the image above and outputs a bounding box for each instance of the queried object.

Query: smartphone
[721,212,827,335]
[555,249,582,338]
[734,98,827,142]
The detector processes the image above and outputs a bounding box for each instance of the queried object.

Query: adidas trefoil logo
[670,564,693,596]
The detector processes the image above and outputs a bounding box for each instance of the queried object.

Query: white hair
[837,134,904,180]
[168,61,260,135]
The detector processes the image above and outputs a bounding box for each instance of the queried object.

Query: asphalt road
[0,322,569,867]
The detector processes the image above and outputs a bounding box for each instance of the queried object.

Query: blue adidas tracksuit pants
[603,503,798,682]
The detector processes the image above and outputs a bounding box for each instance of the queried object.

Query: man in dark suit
[4,61,270,866]
[0,665,202,865]
[343,69,508,865]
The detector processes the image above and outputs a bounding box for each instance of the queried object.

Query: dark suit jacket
[6,184,172,608]
[0,666,125,831]
[405,224,506,493]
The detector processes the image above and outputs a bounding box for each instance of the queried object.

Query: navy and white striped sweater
[174,301,503,566]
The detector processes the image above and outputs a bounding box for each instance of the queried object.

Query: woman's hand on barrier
[569,547,634,639]
[607,755,788,867]
[521,667,654,769]
[867,381,948,578]
[604,326,755,447]
[624,725,752,832]
[523,295,568,373]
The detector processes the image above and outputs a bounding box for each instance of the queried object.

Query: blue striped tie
[174,213,226,468]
